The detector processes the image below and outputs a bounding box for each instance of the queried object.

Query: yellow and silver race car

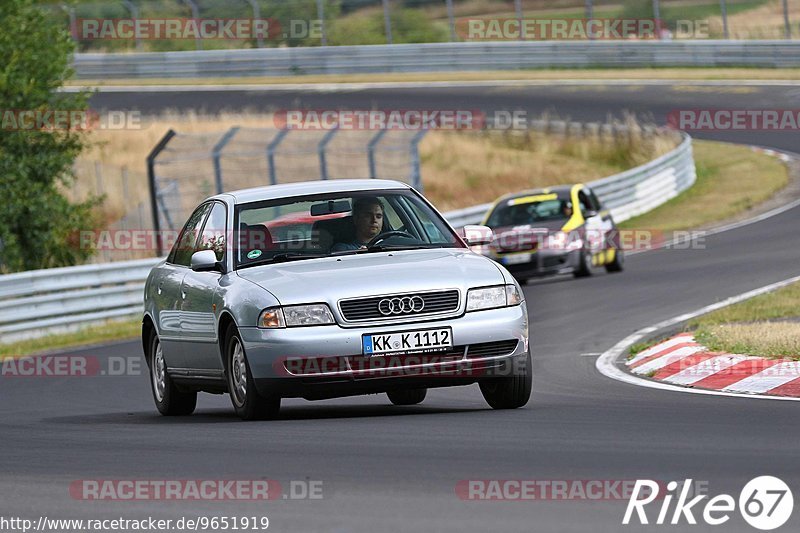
[478,184,624,282]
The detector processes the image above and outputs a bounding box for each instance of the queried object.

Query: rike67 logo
[624,477,793,530]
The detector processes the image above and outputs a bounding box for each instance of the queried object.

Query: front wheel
[573,249,593,278]
[605,248,624,273]
[225,324,281,421]
[148,332,196,416]
[387,388,427,405]
[479,351,532,409]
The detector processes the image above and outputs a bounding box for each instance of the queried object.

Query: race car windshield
[234,189,463,268]
[486,198,569,227]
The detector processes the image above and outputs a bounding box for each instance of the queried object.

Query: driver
[331,196,384,252]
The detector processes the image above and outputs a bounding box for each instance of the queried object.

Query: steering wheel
[366,230,415,247]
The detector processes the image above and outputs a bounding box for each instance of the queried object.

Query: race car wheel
[605,248,625,273]
[573,249,594,278]
[387,388,427,405]
[479,350,532,409]
[148,331,196,416]
[225,324,281,421]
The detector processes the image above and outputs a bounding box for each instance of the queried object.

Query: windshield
[234,189,462,269]
[486,196,570,227]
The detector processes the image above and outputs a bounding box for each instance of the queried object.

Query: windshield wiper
[243,252,325,267]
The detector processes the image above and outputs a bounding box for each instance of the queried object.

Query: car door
[157,202,212,370]
[180,201,227,373]
[582,187,615,264]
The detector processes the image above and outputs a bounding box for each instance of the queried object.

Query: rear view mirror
[461,225,494,246]
[311,200,351,216]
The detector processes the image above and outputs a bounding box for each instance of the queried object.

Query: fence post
[244,0,265,48]
[719,0,729,39]
[121,0,142,50]
[147,129,176,256]
[212,127,240,194]
[267,130,290,185]
[181,0,203,50]
[409,130,428,191]
[652,0,661,39]
[382,0,393,44]
[783,0,791,39]
[368,130,388,179]
[446,0,456,42]
[317,0,328,46]
[62,4,78,44]
[318,125,339,180]
[514,0,523,41]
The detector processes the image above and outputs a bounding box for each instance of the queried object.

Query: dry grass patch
[619,140,788,231]
[708,0,800,39]
[696,322,800,358]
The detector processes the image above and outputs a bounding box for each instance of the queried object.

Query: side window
[588,189,603,211]
[578,191,594,214]
[169,203,212,266]
[198,202,227,262]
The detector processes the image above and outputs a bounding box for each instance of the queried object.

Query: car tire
[479,350,532,409]
[605,248,624,273]
[386,388,427,406]
[148,331,197,416]
[225,324,281,421]
[573,249,593,278]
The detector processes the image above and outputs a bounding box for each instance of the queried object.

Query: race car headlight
[466,285,523,312]
[258,304,335,328]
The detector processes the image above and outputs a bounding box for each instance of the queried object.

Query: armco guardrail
[72,41,800,79]
[445,132,694,227]
[1,133,695,344]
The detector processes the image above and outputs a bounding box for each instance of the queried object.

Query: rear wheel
[225,324,281,421]
[479,351,532,409]
[148,332,196,416]
[387,388,427,406]
[605,248,625,273]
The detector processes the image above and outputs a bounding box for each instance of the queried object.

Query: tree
[0,0,99,273]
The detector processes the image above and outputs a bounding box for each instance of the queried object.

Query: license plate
[501,253,532,265]
[362,327,453,356]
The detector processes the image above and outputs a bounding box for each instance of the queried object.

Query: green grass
[689,282,800,359]
[0,319,141,358]
[619,140,788,232]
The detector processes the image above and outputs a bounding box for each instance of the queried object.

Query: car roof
[494,185,578,205]
[210,179,411,205]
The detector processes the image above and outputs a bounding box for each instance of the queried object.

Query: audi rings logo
[378,296,425,316]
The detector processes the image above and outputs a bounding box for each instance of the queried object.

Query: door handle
[181,291,187,300]
[157,283,163,295]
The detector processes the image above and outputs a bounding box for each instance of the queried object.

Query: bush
[0,0,99,273]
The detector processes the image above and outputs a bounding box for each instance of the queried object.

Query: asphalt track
[2,83,800,533]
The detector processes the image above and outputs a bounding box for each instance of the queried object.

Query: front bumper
[238,304,529,399]
[493,249,581,278]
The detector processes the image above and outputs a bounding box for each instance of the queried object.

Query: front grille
[339,290,460,321]
[467,340,519,358]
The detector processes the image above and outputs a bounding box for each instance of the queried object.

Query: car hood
[236,248,504,308]
[489,220,568,253]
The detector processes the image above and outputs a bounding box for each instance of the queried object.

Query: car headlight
[258,304,335,328]
[466,284,523,312]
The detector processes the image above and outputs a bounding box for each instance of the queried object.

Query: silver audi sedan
[142,180,531,420]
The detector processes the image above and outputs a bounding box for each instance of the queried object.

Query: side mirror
[582,209,598,219]
[461,225,494,246]
[191,250,221,272]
